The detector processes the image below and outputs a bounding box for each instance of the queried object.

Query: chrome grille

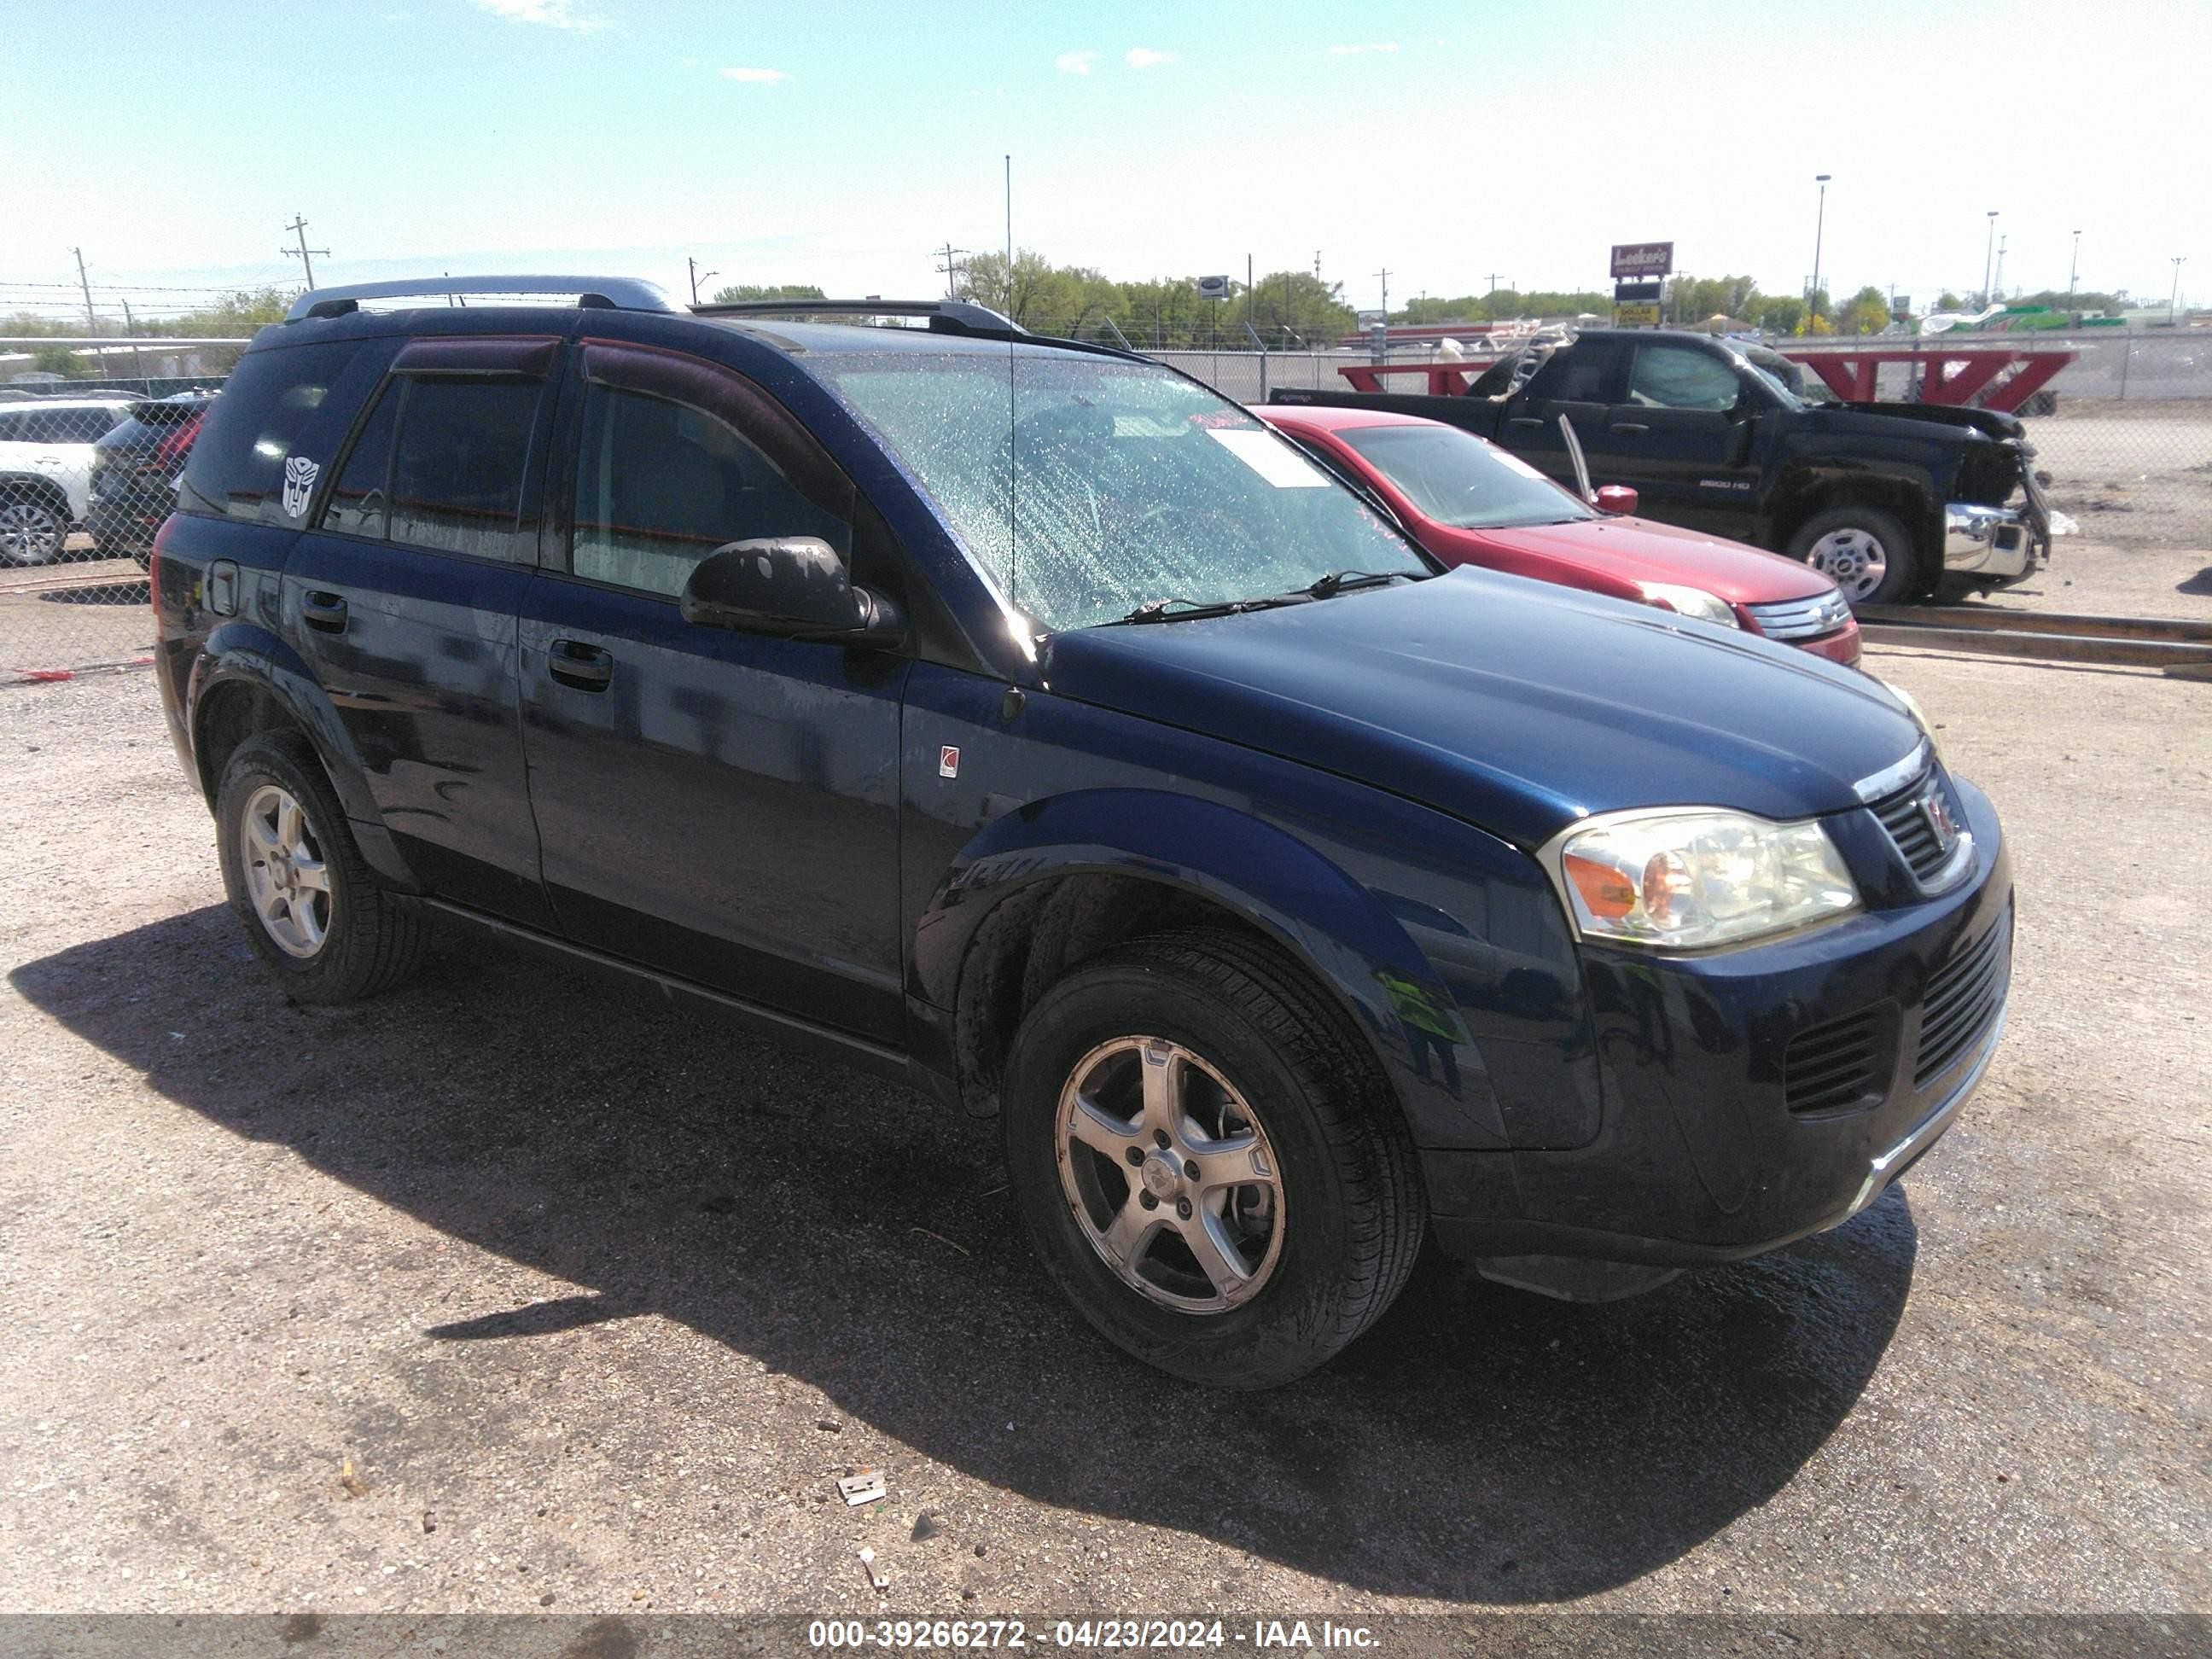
[1871,770,1966,887]
[1914,909,2011,1089]
[1745,590,1853,641]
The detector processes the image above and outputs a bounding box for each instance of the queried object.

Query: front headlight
[1548,808,1860,950]
[1636,582,1740,629]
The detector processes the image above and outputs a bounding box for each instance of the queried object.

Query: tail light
[153,411,204,474]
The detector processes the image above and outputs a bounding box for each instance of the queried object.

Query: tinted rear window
[387,378,543,562]
[177,341,364,521]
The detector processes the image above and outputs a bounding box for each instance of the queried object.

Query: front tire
[1003,933,1423,1388]
[215,732,429,1003]
[1787,505,1919,607]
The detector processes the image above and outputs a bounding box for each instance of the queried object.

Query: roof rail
[285,276,678,324]
[690,298,1022,336]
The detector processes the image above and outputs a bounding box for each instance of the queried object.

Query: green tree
[1243,271,1356,346]
[1662,274,1761,324]
[1752,294,1805,335]
[707,282,827,304]
[1839,285,1892,335]
[168,288,294,336]
[1936,291,1963,311]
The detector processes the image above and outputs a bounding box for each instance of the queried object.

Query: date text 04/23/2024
[806,1619,1379,1650]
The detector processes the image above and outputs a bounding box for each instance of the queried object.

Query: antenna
[282,216,329,290]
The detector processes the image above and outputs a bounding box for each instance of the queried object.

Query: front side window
[818,352,1428,631]
[1335,423,1590,532]
[176,341,364,521]
[571,381,850,597]
[387,378,543,561]
[1626,345,1743,411]
[24,406,119,443]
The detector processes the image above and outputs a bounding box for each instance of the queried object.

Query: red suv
[1257,405,1861,666]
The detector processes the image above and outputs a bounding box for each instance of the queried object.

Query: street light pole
[2068,230,2081,309]
[1982,211,1999,308]
[2173,257,2188,324]
[1810,174,1831,317]
[1994,234,2006,300]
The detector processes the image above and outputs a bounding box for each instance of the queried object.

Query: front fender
[187,621,421,891]
[915,787,1512,1150]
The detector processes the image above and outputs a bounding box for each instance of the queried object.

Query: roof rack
[285,276,678,324]
[690,298,1022,336]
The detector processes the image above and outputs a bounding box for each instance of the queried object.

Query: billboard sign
[1614,302,1662,327]
[1196,274,1232,300]
[1610,242,1674,279]
[1614,279,1662,303]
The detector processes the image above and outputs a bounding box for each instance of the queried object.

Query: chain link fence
[3,327,2206,686]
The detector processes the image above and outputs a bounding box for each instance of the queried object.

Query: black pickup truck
[1268,328,2057,606]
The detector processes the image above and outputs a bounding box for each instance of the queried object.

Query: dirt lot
[1,604,2207,1632]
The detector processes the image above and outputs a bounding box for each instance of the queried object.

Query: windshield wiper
[1115,595,1300,625]
[1302,569,1417,600]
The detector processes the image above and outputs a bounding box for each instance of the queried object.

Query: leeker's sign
[1610,242,1675,279]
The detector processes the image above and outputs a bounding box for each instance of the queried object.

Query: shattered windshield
[818,351,1429,630]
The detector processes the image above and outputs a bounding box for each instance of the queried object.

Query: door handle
[300,591,348,632]
[1610,423,1649,436]
[1507,416,1545,428]
[547,637,614,690]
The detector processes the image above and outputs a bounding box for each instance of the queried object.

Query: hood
[1800,401,2023,445]
[1442,515,1836,605]
[1042,568,1920,851]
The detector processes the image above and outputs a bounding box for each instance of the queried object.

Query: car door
[517,339,909,1043]
[283,335,561,927]
[1503,338,1626,488]
[1603,340,1761,533]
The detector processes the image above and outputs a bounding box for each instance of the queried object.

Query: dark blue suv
[151,278,2012,1387]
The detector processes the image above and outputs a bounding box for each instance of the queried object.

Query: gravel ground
[0,620,2206,1625]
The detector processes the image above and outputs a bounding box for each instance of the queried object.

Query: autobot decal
[282,455,319,519]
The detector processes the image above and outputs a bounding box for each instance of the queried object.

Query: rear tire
[1786,504,1918,607]
[1002,931,1423,1388]
[215,732,430,1004]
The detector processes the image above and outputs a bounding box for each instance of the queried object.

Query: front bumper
[1425,774,2012,1268]
[1942,502,2038,579]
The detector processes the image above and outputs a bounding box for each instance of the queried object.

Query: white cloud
[472,0,604,31]
[719,66,790,84]
[1124,47,1175,68]
[1328,43,1400,55]
[1054,50,1097,76]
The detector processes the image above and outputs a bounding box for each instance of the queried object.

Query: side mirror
[679,537,904,646]
[1593,485,1639,515]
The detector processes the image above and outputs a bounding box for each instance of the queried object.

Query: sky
[3,0,2207,323]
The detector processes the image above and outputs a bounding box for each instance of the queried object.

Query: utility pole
[1810,173,1831,316]
[2173,257,2188,323]
[1313,249,1322,281]
[934,242,970,299]
[282,216,328,290]
[1483,272,1505,323]
[1994,235,2007,300]
[686,258,719,305]
[2068,230,2081,309]
[1374,267,1390,321]
[1246,253,1254,334]
[70,247,96,332]
[119,295,146,381]
[1981,211,1999,308]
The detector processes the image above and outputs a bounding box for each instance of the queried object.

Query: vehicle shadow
[10,907,1918,1604]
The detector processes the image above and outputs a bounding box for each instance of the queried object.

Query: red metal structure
[1335,344,2076,414]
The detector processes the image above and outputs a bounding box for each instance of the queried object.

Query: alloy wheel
[1054,1036,1286,1313]
[0,500,63,565]
[238,783,332,958]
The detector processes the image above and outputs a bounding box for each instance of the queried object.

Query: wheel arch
[1767,462,1942,579]
[916,787,1507,1148]
[188,625,421,891]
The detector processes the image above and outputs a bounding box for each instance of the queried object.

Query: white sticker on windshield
[1491,448,1550,482]
[1203,427,1333,488]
